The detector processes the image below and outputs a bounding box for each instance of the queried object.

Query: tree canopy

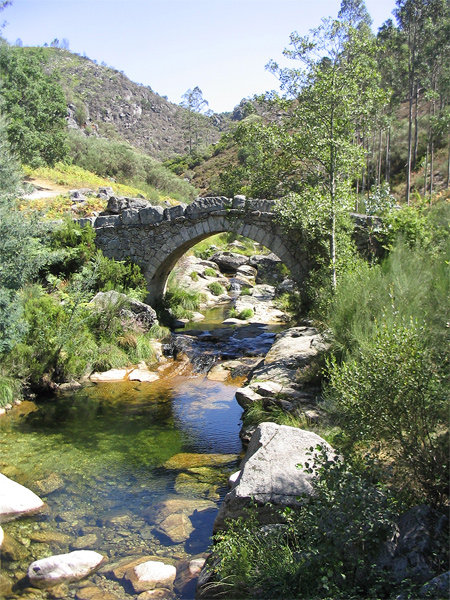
[0,44,68,166]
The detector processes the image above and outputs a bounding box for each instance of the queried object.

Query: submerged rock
[0,473,45,523]
[163,453,238,470]
[155,512,194,544]
[28,550,104,588]
[34,473,65,496]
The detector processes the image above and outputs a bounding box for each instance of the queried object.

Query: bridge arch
[83,197,313,304]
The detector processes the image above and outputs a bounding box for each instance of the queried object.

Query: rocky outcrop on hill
[44,48,229,159]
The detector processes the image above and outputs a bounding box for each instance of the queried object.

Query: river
[0,306,283,599]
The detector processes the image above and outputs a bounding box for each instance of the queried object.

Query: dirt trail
[21,178,71,200]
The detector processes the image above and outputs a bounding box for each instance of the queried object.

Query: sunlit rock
[128,369,159,382]
[27,550,104,588]
[124,560,176,593]
[214,423,333,531]
[90,369,129,382]
[0,473,44,523]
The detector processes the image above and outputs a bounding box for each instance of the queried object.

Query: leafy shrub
[365,182,396,216]
[208,281,226,296]
[378,205,431,250]
[326,317,449,504]
[94,254,147,300]
[204,267,218,277]
[47,218,97,276]
[209,450,400,599]
[237,308,253,320]
[190,271,199,282]
[67,131,197,202]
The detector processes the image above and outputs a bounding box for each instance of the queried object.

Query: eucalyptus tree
[267,19,387,289]
[393,0,450,203]
[180,86,209,154]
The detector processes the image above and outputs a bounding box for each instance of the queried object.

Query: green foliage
[0,117,54,352]
[378,204,432,250]
[209,450,400,599]
[237,308,253,320]
[328,238,450,356]
[0,44,68,166]
[277,192,358,316]
[47,218,97,276]
[365,182,397,215]
[162,284,205,322]
[0,369,21,407]
[207,281,226,296]
[67,130,198,203]
[93,254,147,300]
[242,399,307,429]
[326,317,449,503]
[274,290,302,321]
[203,267,218,277]
[325,215,450,502]
[190,271,199,282]
[220,119,292,198]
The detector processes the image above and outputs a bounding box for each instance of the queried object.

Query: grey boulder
[214,422,332,531]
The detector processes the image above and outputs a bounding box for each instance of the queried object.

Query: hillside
[41,47,232,160]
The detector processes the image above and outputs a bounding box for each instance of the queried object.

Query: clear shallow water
[0,371,244,599]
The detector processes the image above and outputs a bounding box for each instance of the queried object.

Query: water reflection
[0,370,244,599]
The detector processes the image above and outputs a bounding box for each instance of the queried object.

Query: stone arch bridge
[78,196,375,304]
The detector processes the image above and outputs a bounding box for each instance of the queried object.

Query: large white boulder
[214,422,333,531]
[27,550,104,588]
[0,473,44,523]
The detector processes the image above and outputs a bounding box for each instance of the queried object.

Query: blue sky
[3,0,398,113]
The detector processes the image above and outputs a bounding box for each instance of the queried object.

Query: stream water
[0,305,280,600]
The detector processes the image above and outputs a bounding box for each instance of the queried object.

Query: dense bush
[67,131,197,203]
[326,317,449,503]
[209,449,401,599]
[324,203,450,503]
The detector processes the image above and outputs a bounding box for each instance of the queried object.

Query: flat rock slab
[214,423,332,531]
[90,369,129,382]
[128,369,159,382]
[0,473,45,523]
[263,327,327,366]
[28,550,104,588]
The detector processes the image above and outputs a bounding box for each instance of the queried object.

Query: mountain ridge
[40,46,234,160]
